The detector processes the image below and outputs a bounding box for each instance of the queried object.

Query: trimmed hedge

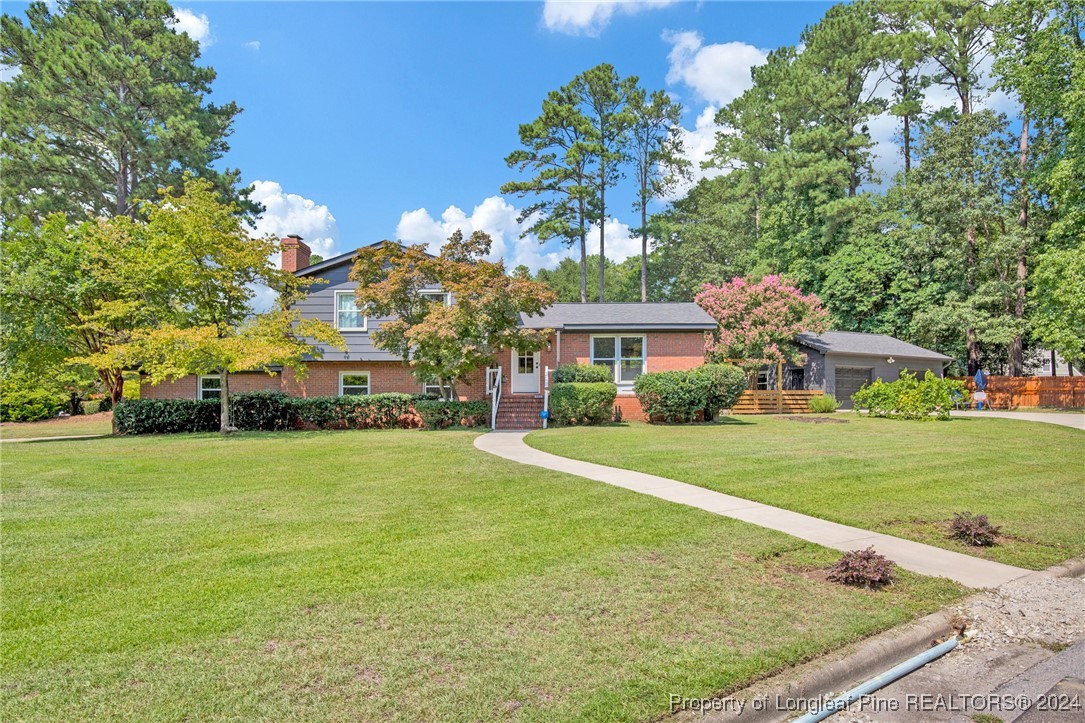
[549,382,617,425]
[114,398,219,434]
[851,370,965,421]
[633,370,716,423]
[698,363,747,418]
[553,363,613,384]
[115,392,490,434]
[414,399,490,429]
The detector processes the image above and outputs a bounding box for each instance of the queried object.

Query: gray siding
[822,353,945,405]
[293,263,442,362]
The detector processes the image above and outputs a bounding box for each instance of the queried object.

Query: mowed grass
[527,416,1085,570]
[2,430,962,722]
[0,412,113,439]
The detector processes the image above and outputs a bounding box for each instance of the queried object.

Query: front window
[335,291,367,331]
[199,375,221,400]
[419,290,450,306]
[422,379,443,396]
[591,336,645,384]
[339,371,371,396]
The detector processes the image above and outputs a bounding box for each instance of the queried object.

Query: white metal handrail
[487,366,502,430]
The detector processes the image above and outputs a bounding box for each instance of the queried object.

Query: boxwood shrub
[414,399,490,429]
[851,370,965,421]
[697,363,747,419]
[231,391,295,431]
[0,388,68,422]
[549,382,617,425]
[114,398,220,434]
[292,393,417,430]
[552,363,614,383]
[633,370,716,423]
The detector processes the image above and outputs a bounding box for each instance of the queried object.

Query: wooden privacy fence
[959,376,1085,409]
[732,390,824,414]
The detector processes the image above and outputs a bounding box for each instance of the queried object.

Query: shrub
[696,363,747,419]
[231,391,294,431]
[96,395,113,413]
[949,512,1001,547]
[633,370,715,423]
[826,547,895,589]
[808,394,841,413]
[553,363,613,384]
[414,399,490,429]
[293,393,417,430]
[113,399,219,434]
[851,370,965,420]
[0,388,67,422]
[549,382,617,425]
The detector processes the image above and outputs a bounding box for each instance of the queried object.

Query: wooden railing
[958,376,1085,409]
[732,389,824,414]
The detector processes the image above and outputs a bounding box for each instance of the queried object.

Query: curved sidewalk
[474,432,1031,589]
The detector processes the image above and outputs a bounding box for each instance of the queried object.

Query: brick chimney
[280,235,311,272]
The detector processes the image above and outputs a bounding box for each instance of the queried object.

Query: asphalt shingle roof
[518,303,716,331]
[796,330,951,361]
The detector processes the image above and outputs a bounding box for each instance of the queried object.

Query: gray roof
[796,331,952,361]
[519,303,716,331]
[295,241,432,277]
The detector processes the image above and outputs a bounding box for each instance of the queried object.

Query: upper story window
[335,291,367,331]
[591,335,646,384]
[198,375,221,400]
[419,290,450,306]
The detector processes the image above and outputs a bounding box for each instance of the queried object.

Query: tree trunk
[219,369,237,434]
[903,112,911,173]
[579,231,588,304]
[598,180,606,303]
[640,202,648,303]
[1009,112,1029,377]
[966,224,980,376]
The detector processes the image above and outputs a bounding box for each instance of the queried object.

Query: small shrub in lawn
[808,394,841,413]
[633,370,715,423]
[827,547,895,589]
[549,382,617,425]
[696,363,747,420]
[950,512,1001,547]
[553,363,614,384]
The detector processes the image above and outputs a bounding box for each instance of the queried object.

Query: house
[140,236,953,423]
[786,331,952,409]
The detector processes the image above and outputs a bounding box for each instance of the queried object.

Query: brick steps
[495,395,544,430]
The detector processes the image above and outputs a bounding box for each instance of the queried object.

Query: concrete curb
[677,556,1085,723]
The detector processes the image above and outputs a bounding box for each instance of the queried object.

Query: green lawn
[0,411,113,439]
[526,416,1085,570]
[2,430,962,722]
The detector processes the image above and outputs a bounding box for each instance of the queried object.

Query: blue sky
[5,1,842,266]
[175,1,839,268]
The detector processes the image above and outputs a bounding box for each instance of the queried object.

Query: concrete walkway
[952,409,1085,430]
[0,434,110,443]
[474,432,1032,589]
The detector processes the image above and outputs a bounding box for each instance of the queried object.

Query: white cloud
[249,180,339,260]
[169,8,213,47]
[395,196,647,272]
[242,40,261,52]
[663,30,768,106]
[543,0,678,37]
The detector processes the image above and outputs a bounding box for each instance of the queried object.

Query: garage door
[836,367,873,409]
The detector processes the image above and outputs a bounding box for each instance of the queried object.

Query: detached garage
[793,331,953,409]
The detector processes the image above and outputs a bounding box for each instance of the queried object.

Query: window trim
[338,370,371,396]
[198,374,221,401]
[421,378,443,396]
[589,334,647,385]
[334,290,368,332]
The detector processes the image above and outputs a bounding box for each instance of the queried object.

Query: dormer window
[335,291,367,331]
[419,290,450,306]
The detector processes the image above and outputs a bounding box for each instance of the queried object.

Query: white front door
[511,350,540,394]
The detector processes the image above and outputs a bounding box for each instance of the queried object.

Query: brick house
[141,236,951,425]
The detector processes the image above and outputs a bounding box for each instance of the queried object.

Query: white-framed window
[590,335,646,384]
[422,379,444,396]
[419,290,451,306]
[756,370,770,390]
[334,291,367,331]
[338,371,371,396]
[198,375,221,400]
